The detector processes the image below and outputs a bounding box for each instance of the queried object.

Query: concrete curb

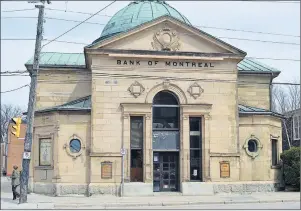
[3,199,299,209]
[52,199,301,209]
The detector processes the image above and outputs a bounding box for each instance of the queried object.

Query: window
[39,138,52,166]
[130,116,143,182]
[69,139,81,153]
[293,115,300,140]
[189,117,202,181]
[248,139,258,152]
[271,139,278,166]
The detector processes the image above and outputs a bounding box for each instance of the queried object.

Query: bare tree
[0,104,23,143]
[272,84,300,114]
[287,82,300,111]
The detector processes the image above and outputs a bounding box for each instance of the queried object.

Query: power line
[41,1,116,48]
[2,16,299,38]
[1,84,29,93]
[1,37,300,61]
[1,71,300,86]
[1,8,36,13]
[45,7,112,17]
[1,33,300,46]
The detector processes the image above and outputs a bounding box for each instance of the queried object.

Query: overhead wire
[1,84,29,93]
[1,70,299,86]
[41,0,117,48]
[2,15,300,38]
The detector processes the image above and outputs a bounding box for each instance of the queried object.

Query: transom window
[293,115,300,140]
[153,91,179,130]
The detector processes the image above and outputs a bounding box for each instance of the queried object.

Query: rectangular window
[189,117,202,181]
[293,115,300,140]
[271,139,278,166]
[39,138,52,166]
[130,116,143,182]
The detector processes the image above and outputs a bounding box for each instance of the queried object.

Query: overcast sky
[1,1,300,111]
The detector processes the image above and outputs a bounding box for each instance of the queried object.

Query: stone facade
[26,15,283,196]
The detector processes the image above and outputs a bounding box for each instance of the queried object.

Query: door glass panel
[163,172,169,179]
[163,163,169,170]
[153,181,160,192]
[152,131,180,150]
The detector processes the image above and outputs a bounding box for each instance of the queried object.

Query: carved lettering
[165,61,171,66]
[117,60,121,65]
[129,60,134,65]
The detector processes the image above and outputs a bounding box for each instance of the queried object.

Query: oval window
[69,139,81,153]
[248,139,258,152]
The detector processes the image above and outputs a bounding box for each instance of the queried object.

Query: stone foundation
[31,181,280,196]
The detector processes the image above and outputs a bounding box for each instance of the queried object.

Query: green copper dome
[95,0,191,42]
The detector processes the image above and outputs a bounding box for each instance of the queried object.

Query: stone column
[144,113,152,183]
[181,114,190,182]
[204,114,211,181]
[122,114,130,182]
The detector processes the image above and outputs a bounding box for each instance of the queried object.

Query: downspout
[120,112,125,197]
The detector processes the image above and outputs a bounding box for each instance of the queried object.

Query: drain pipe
[120,112,125,197]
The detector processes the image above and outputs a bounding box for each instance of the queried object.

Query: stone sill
[34,166,54,170]
[210,153,240,157]
[90,152,122,157]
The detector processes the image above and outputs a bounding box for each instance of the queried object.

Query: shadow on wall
[68,72,91,103]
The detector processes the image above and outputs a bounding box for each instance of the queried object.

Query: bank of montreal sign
[116,59,215,68]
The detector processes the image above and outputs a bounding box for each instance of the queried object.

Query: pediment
[86,16,246,56]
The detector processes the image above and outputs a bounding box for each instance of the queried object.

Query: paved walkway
[1,191,300,209]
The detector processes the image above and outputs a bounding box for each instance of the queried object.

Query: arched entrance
[152,91,180,192]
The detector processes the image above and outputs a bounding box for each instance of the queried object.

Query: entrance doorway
[153,152,179,192]
[152,91,180,192]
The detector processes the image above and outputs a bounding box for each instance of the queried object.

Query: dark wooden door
[153,152,179,192]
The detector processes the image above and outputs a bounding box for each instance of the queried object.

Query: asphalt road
[107,202,301,210]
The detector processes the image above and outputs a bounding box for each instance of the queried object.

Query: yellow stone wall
[36,69,91,110]
[238,74,271,110]
[90,55,240,183]
[239,115,282,181]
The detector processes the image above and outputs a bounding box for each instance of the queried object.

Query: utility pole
[19,0,50,204]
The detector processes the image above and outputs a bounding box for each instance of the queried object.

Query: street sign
[120,148,126,155]
[23,152,31,159]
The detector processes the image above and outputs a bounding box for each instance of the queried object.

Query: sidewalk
[1,191,300,209]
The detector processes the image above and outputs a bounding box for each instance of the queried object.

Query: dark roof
[238,104,283,118]
[23,96,91,115]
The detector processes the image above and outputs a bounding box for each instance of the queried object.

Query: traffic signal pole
[19,2,45,204]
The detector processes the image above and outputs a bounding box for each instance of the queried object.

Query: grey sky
[1,1,300,111]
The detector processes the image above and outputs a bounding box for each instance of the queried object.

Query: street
[106,202,300,210]
[1,177,300,210]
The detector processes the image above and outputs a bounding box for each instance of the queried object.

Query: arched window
[153,91,179,105]
[152,91,179,130]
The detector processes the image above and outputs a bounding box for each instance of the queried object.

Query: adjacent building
[5,119,27,176]
[25,0,284,196]
[282,108,300,151]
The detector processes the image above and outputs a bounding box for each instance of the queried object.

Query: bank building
[25,0,283,196]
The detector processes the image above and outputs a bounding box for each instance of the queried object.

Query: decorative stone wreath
[63,134,85,159]
[243,135,263,159]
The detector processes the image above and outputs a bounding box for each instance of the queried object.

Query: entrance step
[153,192,183,196]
